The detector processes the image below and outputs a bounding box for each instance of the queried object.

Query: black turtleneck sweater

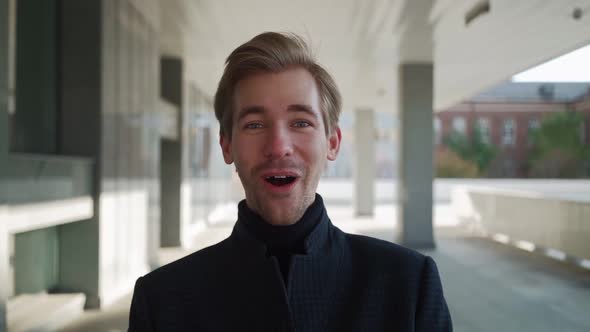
[238,194,324,289]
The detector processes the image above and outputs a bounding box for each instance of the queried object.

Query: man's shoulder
[339,230,427,270]
[140,237,232,286]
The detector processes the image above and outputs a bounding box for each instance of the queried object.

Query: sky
[512,44,590,82]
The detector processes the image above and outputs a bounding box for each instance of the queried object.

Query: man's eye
[293,121,311,128]
[245,123,263,129]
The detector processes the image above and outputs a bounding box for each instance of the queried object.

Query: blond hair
[214,32,342,138]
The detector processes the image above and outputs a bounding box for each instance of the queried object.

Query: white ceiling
[430,0,590,110]
[159,0,433,113]
[157,0,590,113]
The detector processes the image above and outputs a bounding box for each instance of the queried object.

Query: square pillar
[354,109,375,216]
[396,63,435,249]
[159,57,183,247]
[1,0,10,329]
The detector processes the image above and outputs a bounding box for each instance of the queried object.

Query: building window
[580,121,586,144]
[452,116,466,135]
[433,118,442,145]
[476,117,491,144]
[502,118,516,146]
[527,118,540,146]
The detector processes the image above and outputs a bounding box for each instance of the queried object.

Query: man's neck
[238,194,324,249]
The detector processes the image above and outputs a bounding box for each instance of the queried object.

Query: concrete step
[7,292,86,332]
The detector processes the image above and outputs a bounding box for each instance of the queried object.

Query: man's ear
[327,126,341,161]
[220,134,234,164]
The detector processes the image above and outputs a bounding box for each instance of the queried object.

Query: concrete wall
[452,184,590,260]
[0,0,95,328]
[1,3,236,325]
[180,82,235,246]
[97,0,160,307]
[1,1,162,320]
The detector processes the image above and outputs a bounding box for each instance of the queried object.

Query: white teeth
[266,175,289,179]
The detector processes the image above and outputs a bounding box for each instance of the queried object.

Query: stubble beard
[238,164,318,226]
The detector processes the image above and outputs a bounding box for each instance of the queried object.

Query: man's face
[220,67,341,225]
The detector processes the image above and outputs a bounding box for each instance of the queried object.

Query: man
[129,32,452,331]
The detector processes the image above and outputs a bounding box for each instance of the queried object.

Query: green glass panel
[12,0,57,153]
[14,227,59,295]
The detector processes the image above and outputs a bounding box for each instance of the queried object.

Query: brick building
[435,82,590,177]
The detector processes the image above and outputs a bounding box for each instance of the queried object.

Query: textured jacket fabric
[128,203,453,331]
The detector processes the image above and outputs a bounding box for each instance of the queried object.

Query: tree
[528,112,590,178]
[435,149,479,178]
[444,125,496,176]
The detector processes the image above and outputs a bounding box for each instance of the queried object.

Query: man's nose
[264,126,294,159]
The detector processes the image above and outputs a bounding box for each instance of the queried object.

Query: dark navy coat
[128,208,452,331]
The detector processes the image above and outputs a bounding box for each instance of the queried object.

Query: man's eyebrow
[236,104,319,122]
[236,106,265,122]
[287,104,319,119]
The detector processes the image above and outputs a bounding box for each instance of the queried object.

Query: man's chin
[246,186,313,224]
[259,201,304,226]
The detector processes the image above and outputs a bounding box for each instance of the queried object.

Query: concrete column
[0,231,9,332]
[1,0,10,328]
[354,109,375,216]
[160,138,182,246]
[396,63,435,249]
[0,0,7,156]
[159,57,183,247]
[58,0,102,307]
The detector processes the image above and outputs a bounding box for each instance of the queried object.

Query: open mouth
[265,175,297,187]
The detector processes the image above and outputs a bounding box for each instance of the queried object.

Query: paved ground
[430,229,590,332]
[317,178,590,203]
[59,204,590,332]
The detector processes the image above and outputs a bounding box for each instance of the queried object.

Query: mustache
[252,159,302,174]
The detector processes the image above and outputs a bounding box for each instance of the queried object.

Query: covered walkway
[2,0,590,330]
[60,204,590,332]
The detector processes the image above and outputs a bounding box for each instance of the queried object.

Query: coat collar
[230,194,333,256]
